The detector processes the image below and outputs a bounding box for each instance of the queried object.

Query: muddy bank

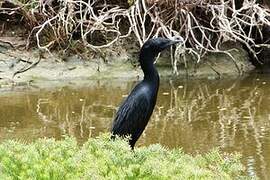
[2,0,270,89]
[0,35,255,90]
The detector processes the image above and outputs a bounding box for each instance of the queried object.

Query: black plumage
[111,37,183,149]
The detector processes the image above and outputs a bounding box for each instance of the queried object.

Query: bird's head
[139,36,184,63]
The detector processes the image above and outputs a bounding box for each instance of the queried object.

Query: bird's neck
[139,50,159,83]
[140,62,159,84]
[143,63,159,82]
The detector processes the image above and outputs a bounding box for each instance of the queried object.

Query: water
[0,74,270,179]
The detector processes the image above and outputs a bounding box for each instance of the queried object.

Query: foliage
[0,134,249,179]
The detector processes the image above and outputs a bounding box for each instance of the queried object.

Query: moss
[0,134,251,179]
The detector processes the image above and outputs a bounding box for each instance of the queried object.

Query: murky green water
[0,74,270,179]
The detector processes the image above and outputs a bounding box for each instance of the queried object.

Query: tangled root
[1,0,270,74]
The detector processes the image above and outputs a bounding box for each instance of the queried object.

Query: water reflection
[0,75,270,178]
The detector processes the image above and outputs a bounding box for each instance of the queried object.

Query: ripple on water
[0,75,270,178]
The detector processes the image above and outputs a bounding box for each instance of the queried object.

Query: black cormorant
[111,37,184,149]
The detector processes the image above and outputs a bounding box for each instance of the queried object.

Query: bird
[111,36,184,149]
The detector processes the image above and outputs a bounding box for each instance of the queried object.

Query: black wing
[111,90,150,144]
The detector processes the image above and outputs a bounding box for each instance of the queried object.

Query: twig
[13,56,41,78]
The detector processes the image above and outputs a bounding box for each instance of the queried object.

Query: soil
[0,35,255,90]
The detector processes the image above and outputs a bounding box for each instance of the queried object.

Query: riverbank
[2,0,267,87]
[0,35,255,89]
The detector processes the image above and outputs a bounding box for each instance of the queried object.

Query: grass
[0,134,250,179]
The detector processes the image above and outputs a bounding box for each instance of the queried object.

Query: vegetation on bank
[0,134,248,179]
[1,0,270,73]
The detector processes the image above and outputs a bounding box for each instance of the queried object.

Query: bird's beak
[159,36,185,51]
[169,36,184,45]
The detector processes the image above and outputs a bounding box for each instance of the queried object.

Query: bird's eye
[173,36,184,42]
